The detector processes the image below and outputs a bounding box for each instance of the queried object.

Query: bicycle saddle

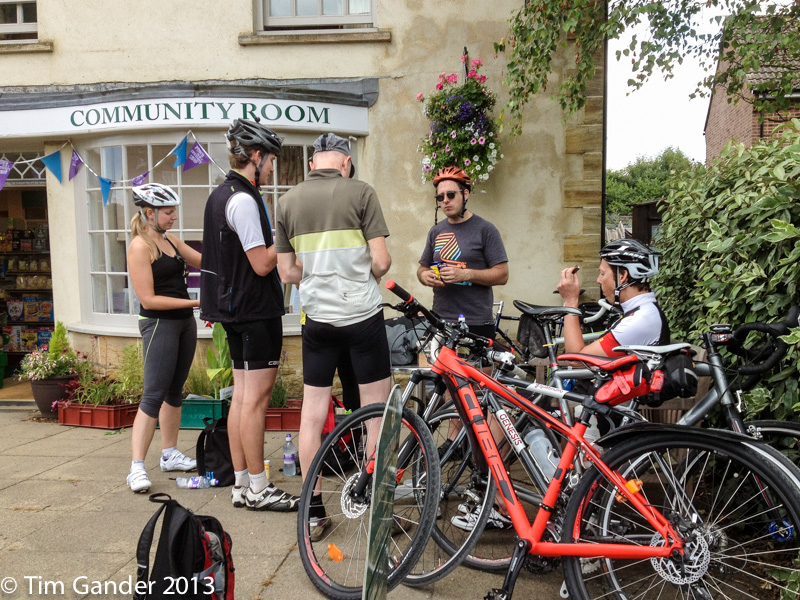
[513,300,582,319]
[614,343,692,355]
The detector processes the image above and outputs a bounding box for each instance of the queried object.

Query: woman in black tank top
[125,183,202,494]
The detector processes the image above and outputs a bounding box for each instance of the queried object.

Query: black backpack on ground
[135,493,234,600]
[196,417,234,487]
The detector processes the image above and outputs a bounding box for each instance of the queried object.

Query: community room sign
[0,97,369,138]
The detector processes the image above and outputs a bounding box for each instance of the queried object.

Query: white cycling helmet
[132,183,180,235]
[599,238,660,304]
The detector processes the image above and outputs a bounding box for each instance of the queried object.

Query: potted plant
[56,343,142,429]
[17,321,88,418]
[178,360,229,430]
[265,351,301,431]
[206,323,233,400]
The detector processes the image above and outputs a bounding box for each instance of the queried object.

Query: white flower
[480,173,489,181]
[473,155,479,161]
[489,143,495,149]
[475,164,482,171]
[422,156,431,166]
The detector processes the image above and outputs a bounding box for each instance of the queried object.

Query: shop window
[79,135,319,328]
[0,1,37,42]
[260,0,375,31]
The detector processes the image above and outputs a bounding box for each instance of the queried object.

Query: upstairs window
[0,1,37,42]
[263,0,375,31]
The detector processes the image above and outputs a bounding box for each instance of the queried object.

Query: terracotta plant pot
[57,401,140,429]
[30,375,78,418]
[265,408,301,431]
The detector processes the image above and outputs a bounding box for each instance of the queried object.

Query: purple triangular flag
[0,159,13,192]
[68,150,83,181]
[132,171,149,186]
[183,141,211,172]
[41,150,62,183]
[171,137,188,168]
[99,176,112,206]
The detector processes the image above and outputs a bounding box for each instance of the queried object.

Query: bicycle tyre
[296,403,440,600]
[561,430,800,600]
[746,419,800,466]
[402,408,496,586]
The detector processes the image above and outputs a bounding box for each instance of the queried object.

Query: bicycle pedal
[484,589,509,600]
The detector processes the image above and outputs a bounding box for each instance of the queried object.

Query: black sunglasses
[175,254,190,278]
[435,190,463,203]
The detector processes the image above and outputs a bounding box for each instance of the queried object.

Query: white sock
[131,460,146,472]
[249,470,268,494]
[162,447,177,460]
[234,469,250,488]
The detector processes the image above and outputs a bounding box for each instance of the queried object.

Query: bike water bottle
[283,434,297,477]
[524,428,556,479]
[176,476,218,489]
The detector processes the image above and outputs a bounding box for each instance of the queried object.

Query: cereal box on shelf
[6,299,23,322]
[39,300,53,321]
[24,299,39,322]
[37,327,53,349]
[21,328,38,352]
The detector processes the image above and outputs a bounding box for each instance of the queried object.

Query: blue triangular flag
[41,150,62,183]
[99,176,112,206]
[171,137,188,168]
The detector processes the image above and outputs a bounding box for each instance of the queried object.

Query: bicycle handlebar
[730,306,799,376]
[583,298,619,324]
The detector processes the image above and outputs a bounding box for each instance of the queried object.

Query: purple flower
[432,153,437,158]
[423,164,432,171]
[450,131,457,138]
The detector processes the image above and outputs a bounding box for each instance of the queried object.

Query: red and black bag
[135,493,234,600]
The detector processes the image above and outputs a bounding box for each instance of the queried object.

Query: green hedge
[655,119,800,421]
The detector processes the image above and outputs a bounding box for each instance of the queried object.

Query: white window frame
[74,131,335,333]
[0,1,37,40]
[260,0,376,30]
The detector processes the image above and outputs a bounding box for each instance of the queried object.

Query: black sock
[309,494,326,519]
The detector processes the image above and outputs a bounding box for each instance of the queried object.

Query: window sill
[0,40,53,54]
[239,28,391,46]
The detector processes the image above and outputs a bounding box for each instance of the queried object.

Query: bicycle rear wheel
[296,403,440,600]
[747,419,800,467]
[561,430,800,600]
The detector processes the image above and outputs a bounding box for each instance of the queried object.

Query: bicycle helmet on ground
[599,238,660,304]
[132,183,180,235]
[432,166,472,223]
[226,118,283,187]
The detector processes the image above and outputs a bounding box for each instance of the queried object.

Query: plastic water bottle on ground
[176,476,218,489]
[283,433,297,477]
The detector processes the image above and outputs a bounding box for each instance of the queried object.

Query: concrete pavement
[0,398,563,600]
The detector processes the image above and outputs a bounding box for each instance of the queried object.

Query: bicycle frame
[433,343,684,561]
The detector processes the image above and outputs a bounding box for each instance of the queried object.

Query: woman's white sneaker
[160,449,197,472]
[127,469,152,493]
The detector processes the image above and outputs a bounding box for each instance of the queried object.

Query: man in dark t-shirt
[418,166,508,340]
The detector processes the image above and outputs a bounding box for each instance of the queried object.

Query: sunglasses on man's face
[435,190,463,203]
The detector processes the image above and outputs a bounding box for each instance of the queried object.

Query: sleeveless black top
[139,237,192,320]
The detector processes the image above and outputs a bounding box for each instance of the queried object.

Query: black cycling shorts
[222,318,282,371]
[303,311,391,387]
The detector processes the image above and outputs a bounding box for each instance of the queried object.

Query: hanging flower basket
[417,54,502,187]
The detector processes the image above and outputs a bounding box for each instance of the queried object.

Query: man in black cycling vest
[557,238,670,357]
[200,118,298,513]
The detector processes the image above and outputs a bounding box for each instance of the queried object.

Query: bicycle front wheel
[296,402,440,600]
[561,430,800,600]
[747,419,800,467]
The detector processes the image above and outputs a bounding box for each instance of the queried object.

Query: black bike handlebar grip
[786,305,800,328]
[738,338,788,375]
[385,280,413,303]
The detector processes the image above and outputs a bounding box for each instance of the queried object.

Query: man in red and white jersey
[557,238,670,357]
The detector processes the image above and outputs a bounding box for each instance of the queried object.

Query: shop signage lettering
[69,101,331,128]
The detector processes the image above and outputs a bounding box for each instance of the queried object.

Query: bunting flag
[40,150,63,183]
[184,141,211,172]
[171,136,188,168]
[0,159,13,192]
[3,131,227,207]
[99,176,113,206]
[131,171,149,186]
[68,150,83,181]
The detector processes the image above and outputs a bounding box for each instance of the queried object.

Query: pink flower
[478,137,486,145]
[479,75,487,84]
[461,54,468,64]
[423,164,432,171]
[471,58,483,69]
[445,145,450,151]
[470,138,477,145]
[464,159,471,166]
[467,70,477,79]
[450,131,457,138]
[416,93,424,102]
[447,73,459,84]
[432,153,437,158]
[435,82,443,90]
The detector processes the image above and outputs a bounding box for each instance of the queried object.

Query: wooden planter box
[57,401,140,429]
[265,408,301,431]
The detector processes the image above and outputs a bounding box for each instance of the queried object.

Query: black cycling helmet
[132,183,180,235]
[599,238,660,304]
[226,118,283,157]
[226,118,283,187]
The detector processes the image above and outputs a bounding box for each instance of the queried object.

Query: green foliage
[269,350,290,408]
[113,343,144,404]
[607,148,703,217]
[184,361,214,397]
[17,321,89,381]
[417,56,502,187]
[48,321,70,356]
[495,0,800,130]
[655,119,800,422]
[206,323,232,400]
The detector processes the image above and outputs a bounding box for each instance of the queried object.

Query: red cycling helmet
[433,166,472,191]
